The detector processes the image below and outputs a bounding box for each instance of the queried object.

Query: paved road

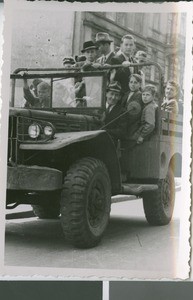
[4,184,182,278]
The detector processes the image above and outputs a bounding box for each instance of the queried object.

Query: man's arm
[106,108,127,139]
[23,78,39,107]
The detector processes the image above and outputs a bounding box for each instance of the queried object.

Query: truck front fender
[20,130,105,151]
[20,130,122,195]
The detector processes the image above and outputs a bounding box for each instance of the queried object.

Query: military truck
[6,63,183,248]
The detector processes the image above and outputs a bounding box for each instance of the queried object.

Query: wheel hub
[88,178,105,227]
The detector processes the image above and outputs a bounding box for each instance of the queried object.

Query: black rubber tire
[143,167,175,225]
[60,157,111,248]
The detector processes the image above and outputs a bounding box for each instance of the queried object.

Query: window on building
[134,14,144,34]
[150,49,157,82]
[116,13,126,27]
[166,13,173,43]
[153,13,160,31]
[173,13,178,31]
[126,14,134,30]
[168,56,176,81]
[106,12,116,22]
[164,56,169,82]
[99,12,106,17]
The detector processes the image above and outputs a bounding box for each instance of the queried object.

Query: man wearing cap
[74,55,86,68]
[95,32,115,65]
[63,56,75,69]
[104,81,127,146]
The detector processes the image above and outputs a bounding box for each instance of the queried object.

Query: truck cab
[6,63,183,248]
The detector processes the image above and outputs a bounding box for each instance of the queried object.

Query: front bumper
[7,165,62,191]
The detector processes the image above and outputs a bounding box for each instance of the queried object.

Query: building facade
[72,12,186,88]
[11,9,186,90]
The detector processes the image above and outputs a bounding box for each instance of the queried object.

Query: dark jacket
[111,54,138,94]
[121,91,143,140]
[105,102,127,145]
[121,90,142,108]
[97,52,115,65]
[105,52,115,65]
[97,52,115,85]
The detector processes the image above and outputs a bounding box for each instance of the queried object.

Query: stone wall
[11,7,75,72]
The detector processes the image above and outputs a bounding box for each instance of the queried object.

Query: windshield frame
[10,70,108,114]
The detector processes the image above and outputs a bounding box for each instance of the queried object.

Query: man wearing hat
[104,81,127,146]
[79,40,99,71]
[95,32,115,65]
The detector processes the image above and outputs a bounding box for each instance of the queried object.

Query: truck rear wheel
[143,167,175,225]
[60,157,111,248]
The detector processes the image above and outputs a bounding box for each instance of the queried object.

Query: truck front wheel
[143,167,175,225]
[60,157,111,248]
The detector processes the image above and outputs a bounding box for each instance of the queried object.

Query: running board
[121,183,158,195]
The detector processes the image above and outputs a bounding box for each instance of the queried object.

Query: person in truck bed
[104,81,127,146]
[110,34,138,94]
[133,84,158,144]
[24,78,43,108]
[134,50,148,88]
[62,56,75,69]
[161,80,179,114]
[23,77,51,108]
[95,32,115,65]
[79,40,99,71]
[121,74,143,147]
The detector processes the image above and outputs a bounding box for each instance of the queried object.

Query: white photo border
[0,0,192,280]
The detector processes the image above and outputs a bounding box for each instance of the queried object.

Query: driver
[104,81,126,146]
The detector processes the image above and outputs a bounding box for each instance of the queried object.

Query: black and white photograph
[0,0,192,280]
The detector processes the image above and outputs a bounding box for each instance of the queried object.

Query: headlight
[28,123,41,139]
[44,125,54,137]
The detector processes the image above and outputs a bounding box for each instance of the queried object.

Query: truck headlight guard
[28,123,41,139]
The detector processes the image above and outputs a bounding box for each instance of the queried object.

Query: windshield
[12,73,104,109]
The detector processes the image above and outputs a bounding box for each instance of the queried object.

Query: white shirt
[98,51,113,64]
[106,103,115,113]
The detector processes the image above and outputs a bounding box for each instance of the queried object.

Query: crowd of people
[23,32,181,148]
[62,32,180,146]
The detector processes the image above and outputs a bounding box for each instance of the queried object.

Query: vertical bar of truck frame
[50,77,53,108]
[10,77,15,107]
[103,281,109,300]
[155,61,164,137]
